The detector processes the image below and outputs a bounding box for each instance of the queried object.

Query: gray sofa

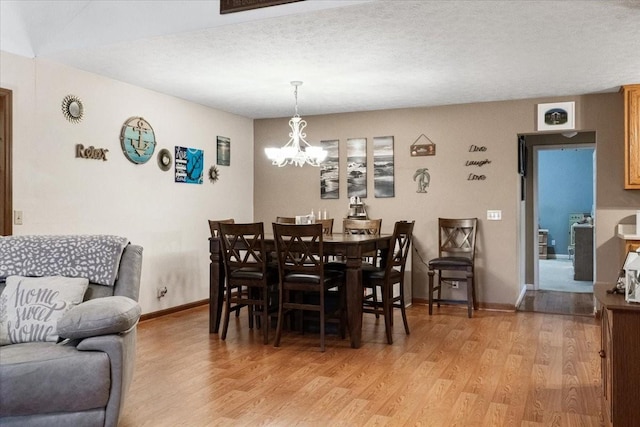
[0,241,143,427]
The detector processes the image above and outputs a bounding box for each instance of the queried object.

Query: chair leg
[221,287,233,340]
[399,282,410,336]
[383,283,393,344]
[372,286,380,319]
[427,270,435,315]
[274,289,285,348]
[319,292,325,352]
[466,272,474,318]
[262,288,270,345]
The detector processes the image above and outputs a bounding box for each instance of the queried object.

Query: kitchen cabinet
[595,284,640,427]
[623,84,640,189]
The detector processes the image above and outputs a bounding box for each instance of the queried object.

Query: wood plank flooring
[119,304,604,426]
[518,290,595,316]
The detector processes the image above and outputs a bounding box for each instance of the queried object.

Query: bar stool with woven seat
[218,222,278,344]
[272,223,345,352]
[427,218,478,318]
[362,220,414,344]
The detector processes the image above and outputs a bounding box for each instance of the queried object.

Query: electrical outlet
[157,286,168,298]
[451,281,459,289]
[551,239,556,246]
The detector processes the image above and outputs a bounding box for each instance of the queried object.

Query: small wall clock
[120,117,157,164]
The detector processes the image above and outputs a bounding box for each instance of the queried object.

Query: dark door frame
[1,87,12,236]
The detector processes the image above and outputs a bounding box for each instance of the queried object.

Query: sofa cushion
[57,296,141,340]
[0,276,88,345]
[0,341,111,416]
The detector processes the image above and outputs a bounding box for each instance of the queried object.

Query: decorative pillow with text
[0,276,89,345]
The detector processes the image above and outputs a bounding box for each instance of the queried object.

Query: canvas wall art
[347,138,367,198]
[175,146,204,184]
[217,136,230,166]
[320,139,339,199]
[373,136,394,198]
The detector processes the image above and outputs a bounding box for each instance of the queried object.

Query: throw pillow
[57,296,141,340]
[0,276,88,345]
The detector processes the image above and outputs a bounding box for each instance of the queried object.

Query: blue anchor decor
[120,117,157,164]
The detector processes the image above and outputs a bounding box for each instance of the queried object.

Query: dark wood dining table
[209,232,392,348]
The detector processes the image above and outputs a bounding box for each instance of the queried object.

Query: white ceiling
[2,0,640,119]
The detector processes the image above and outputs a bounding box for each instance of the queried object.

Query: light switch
[487,210,502,221]
[14,210,23,225]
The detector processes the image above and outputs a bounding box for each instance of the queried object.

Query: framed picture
[217,136,230,166]
[320,139,339,199]
[373,136,394,198]
[537,102,575,131]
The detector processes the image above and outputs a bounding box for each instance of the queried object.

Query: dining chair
[427,218,478,318]
[316,218,334,235]
[208,218,235,237]
[276,216,296,224]
[218,222,278,344]
[362,220,414,344]
[272,223,345,352]
[343,218,382,235]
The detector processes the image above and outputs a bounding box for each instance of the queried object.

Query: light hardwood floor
[120,304,604,426]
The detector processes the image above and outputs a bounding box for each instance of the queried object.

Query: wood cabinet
[595,284,640,427]
[623,84,640,189]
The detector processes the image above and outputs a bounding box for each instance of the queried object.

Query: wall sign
[76,144,108,161]
[410,134,436,157]
[175,146,203,184]
[465,145,490,181]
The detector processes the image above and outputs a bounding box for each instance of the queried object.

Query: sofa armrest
[57,296,141,340]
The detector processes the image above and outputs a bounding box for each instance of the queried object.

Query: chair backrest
[382,221,415,277]
[438,218,478,260]
[218,222,268,276]
[343,218,382,235]
[276,216,296,224]
[316,218,334,235]
[209,218,235,237]
[272,223,324,279]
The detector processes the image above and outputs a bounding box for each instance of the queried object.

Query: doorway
[518,132,596,316]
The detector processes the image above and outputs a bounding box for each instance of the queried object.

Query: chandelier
[265,81,328,167]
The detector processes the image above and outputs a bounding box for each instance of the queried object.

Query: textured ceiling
[2,0,640,119]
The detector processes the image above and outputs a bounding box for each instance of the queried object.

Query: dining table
[209,232,392,348]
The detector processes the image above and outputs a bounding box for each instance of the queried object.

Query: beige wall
[254,93,640,309]
[1,51,255,314]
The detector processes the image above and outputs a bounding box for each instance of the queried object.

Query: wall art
[347,138,367,198]
[157,148,172,171]
[175,146,203,184]
[414,168,430,193]
[320,139,339,199]
[217,136,230,166]
[373,136,394,198]
[410,134,436,156]
[120,117,157,164]
[75,144,108,161]
[537,102,575,131]
[208,165,220,184]
[61,94,84,124]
